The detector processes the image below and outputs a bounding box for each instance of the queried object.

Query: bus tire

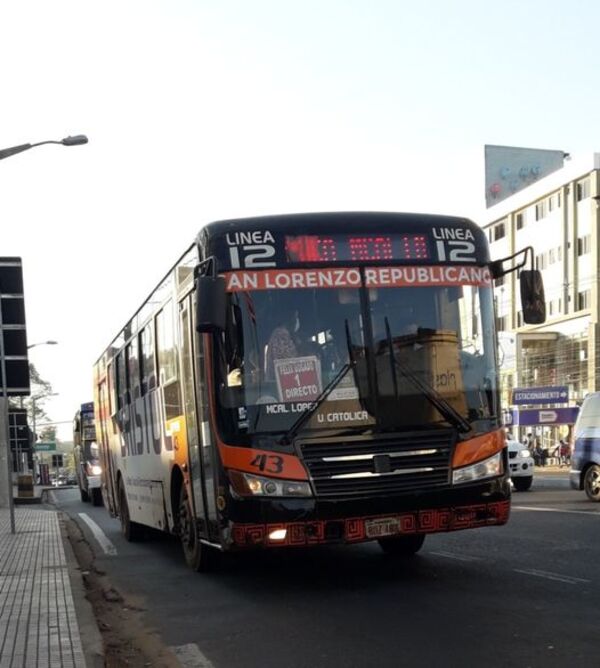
[378,533,425,556]
[92,487,103,507]
[584,464,600,502]
[80,486,89,503]
[178,485,218,572]
[119,480,144,541]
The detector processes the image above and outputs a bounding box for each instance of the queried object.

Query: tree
[8,363,56,441]
[38,426,57,443]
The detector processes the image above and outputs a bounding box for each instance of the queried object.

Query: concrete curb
[58,511,105,668]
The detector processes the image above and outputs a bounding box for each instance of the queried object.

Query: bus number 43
[250,453,284,474]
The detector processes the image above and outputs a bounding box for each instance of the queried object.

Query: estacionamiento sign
[511,386,568,405]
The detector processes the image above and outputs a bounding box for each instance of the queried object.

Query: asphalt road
[51,474,599,668]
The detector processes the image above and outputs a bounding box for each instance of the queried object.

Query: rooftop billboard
[485,145,566,208]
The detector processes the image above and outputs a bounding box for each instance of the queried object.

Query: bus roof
[197,211,479,247]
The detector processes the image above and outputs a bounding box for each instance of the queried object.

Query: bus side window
[156,302,177,384]
[163,381,183,420]
[127,338,140,402]
[140,324,157,395]
[116,351,128,409]
[156,302,183,420]
[107,363,117,427]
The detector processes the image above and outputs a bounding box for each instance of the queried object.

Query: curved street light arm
[0,135,88,161]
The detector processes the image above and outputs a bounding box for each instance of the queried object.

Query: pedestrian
[541,441,549,467]
[559,439,571,467]
[533,440,544,466]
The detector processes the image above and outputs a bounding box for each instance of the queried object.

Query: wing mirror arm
[491,246,546,325]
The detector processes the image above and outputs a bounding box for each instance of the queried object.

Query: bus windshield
[215,271,498,445]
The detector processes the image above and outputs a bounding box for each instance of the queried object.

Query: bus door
[179,294,210,534]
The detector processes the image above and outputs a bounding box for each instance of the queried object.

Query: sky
[2,0,600,440]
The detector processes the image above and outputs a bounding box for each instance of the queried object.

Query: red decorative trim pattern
[230,500,510,548]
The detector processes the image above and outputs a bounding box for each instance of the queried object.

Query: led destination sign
[284,234,430,263]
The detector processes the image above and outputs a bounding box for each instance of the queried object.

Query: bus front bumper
[225,477,511,549]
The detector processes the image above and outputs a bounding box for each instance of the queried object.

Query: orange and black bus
[93,212,545,570]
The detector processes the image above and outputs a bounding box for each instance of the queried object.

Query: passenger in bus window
[264,309,301,378]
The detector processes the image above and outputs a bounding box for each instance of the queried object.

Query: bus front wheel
[378,533,425,556]
[178,485,218,572]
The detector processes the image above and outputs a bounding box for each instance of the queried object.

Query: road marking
[513,505,600,517]
[428,551,481,562]
[78,513,118,556]
[171,643,215,668]
[513,568,590,585]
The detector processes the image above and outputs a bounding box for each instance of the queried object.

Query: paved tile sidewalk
[0,508,86,667]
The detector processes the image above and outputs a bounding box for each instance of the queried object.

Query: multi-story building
[483,153,600,434]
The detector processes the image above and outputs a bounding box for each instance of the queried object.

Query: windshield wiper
[281,319,357,444]
[383,317,471,434]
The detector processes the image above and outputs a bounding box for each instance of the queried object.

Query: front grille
[508,451,517,459]
[297,429,455,498]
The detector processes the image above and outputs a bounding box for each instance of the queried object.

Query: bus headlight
[229,471,313,498]
[452,452,503,485]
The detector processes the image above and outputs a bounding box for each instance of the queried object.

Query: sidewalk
[0,507,87,667]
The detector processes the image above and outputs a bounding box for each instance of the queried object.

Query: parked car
[507,439,534,491]
[570,393,600,501]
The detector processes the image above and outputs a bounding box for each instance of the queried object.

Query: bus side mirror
[195,275,227,332]
[520,270,546,324]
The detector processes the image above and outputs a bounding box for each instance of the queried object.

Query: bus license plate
[365,517,400,538]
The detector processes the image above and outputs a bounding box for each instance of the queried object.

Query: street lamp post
[0,135,88,161]
[0,136,85,534]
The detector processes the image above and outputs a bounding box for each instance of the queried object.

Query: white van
[570,393,600,501]
[506,439,534,491]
